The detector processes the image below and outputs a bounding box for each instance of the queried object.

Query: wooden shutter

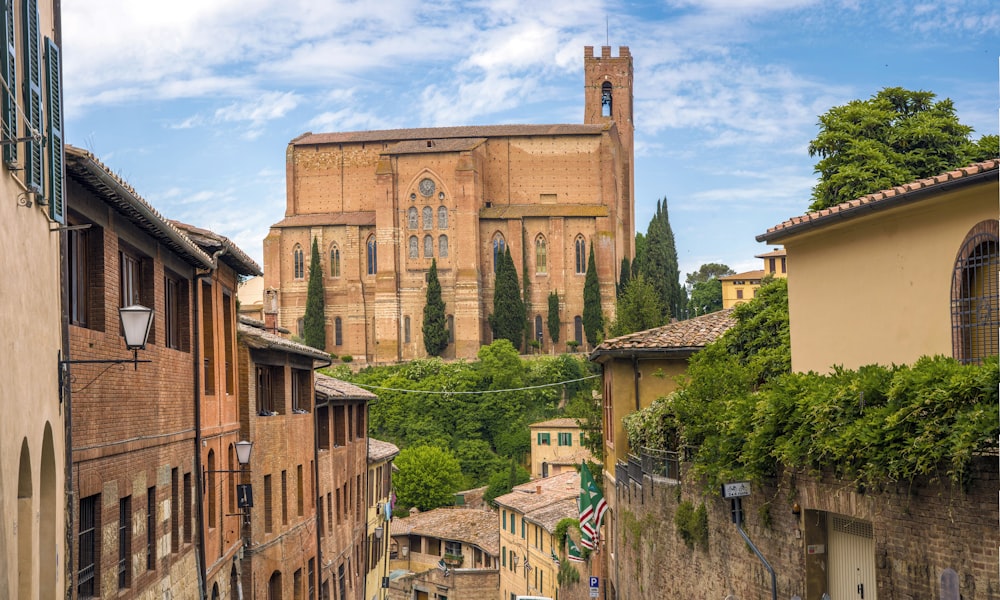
[44,37,62,222]
[21,0,41,192]
[1,0,15,166]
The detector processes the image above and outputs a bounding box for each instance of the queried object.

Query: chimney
[536,485,542,495]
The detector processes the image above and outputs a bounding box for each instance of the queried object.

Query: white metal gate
[828,515,877,600]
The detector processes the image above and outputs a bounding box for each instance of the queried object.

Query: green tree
[685,262,733,317]
[582,245,604,346]
[303,238,326,350]
[617,257,632,299]
[809,87,998,211]
[635,198,683,321]
[489,248,525,349]
[547,290,561,345]
[483,459,531,506]
[393,445,465,511]
[422,259,448,356]
[609,274,666,337]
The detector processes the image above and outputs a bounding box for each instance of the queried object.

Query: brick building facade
[264,46,635,364]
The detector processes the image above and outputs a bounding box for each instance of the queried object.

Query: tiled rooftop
[719,269,765,281]
[391,508,499,555]
[494,471,580,525]
[754,248,786,259]
[387,138,488,155]
[590,308,735,361]
[292,124,609,146]
[238,317,333,363]
[758,159,999,243]
[171,220,262,277]
[368,438,400,463]
[530,418,580,429]
[314,372,376,401]
[272,211,376,229]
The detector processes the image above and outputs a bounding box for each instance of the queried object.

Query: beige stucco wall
[779,180,998,373]
[602,356,689,473]
[0,2,65,597]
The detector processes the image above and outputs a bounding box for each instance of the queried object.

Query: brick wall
[607,456,998,600]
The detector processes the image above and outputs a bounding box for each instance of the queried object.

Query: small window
[736,289,743,300]
[422,206,433,230]
[423,235,433,258]
[317,406,330,450]
[537,432,550,445]
[366,236,377,275]
[534,315,543,344]
[439,235,448,258]
[264,475,273,533]
[79,494,100,597]
[146,486,156,570]
[334,317,343,346]
[409,236,418,259]
[291,369,311,413]
[407,207,418,229]
[574,236,586,274]
[293,244,305,279]
[535,235,547,274]
[951,220,1000,364]
[574,316,583,344]
[447,315,454,343]
[558,432,572,446]
[438,206,448,229]
[164,272,188,350]
[330,245,341,278]
[493,234,506,272]
[118,496,131,589]
[256,365,285,415]
[404,316,411,343]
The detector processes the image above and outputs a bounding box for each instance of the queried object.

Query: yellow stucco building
[757,160,998,373]
[719,248,786,309]
[528,418,594,479]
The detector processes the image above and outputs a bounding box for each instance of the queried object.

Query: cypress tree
[489,248,525,349]
[617,257,631,299]
[547,291,561,344]
[422,259,448,356]
[635,198,683,321]
[582,245,604,346]
[303,237,326,350]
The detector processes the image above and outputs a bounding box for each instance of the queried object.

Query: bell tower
[584,45,634,255]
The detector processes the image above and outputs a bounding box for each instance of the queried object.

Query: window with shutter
[1,0,15,167]
[44,37,63,222]
[21,0,41,193]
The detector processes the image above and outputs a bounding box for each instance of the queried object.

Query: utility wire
[350,374,601,395]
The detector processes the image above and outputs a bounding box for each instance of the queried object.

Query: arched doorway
[39,424,56,598]
[17,439,33,599]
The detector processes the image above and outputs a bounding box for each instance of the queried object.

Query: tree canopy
[392,445,465,511]
[609,274,667,337]
[490,247,525,349]
[422,259,448,356]
[582,245,604,346]
[809,87,998,211]
[303,238,326,350]
[634,198,684,320]
[685,263,733,317]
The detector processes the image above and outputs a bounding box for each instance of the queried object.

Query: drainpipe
[59,226,74,600]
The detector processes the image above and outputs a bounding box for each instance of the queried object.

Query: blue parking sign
[590,576,599,588]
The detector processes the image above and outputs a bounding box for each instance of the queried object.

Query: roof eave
[589,346,701,363]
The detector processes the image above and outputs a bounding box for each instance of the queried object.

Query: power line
[349,374,601,396]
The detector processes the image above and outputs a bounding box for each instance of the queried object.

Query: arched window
[951,219,999,364]
[423,235,433,258]
[439,235,449,258]
[293,244,304,279]
[207,450,216,528]
[575,236,587,274]
[422,206,433,230]
[404,316,411,343]
[447,315,454,343]
[408,236,418,259]
[438,206,448,229]
[493,234,506,272]
[601,81,613,117]
[329,245,340,278]
[366,235,377,275]
[334,317,343,346]
[535,315,543,343]
[535,235,547,274]
[574,316,583,344]
[268,571,282,600]
[407,207,418,229]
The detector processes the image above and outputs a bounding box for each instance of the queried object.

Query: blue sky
[62,0,998,280]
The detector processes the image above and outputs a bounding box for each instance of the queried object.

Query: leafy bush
[340,355,353,363]
[674,501,708,549]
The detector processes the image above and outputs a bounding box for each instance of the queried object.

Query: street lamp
[205,440,254,527]
[59,304,154,401]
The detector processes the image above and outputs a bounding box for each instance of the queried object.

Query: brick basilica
[264,46,635,363]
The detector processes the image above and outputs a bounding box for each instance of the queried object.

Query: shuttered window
[21,0,41,193]
[1,0,15,166]
[44,37,63,222]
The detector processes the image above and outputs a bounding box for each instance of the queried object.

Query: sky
[61,0,999,280]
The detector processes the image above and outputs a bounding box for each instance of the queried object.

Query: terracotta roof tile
[368,438,399,462]
[292,124,608,146]
[387,138,488,155]
[392,508,499,555]
[315,372,376,401]
[530,418,581,429]
[170,220,262,276]
[271,212,376,229]
[590,308,736,362]
[758,159,999,243]
[494,471,580,533]
[238,317,332,363]
[719,270,765,281]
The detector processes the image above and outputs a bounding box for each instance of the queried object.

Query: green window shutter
[502,511,506,529]
[21,0,41,193]
[44,37,62,223]
[1,0,15,166]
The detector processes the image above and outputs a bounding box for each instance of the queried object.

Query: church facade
[263,46,635,363]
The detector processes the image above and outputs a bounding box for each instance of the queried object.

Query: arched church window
[493,234,506,272]
[438,206,448,229]
[574,316,583,344]
[293,244,304,279]
[423,235,433,258]
[422,206,433,230]
[439,235,449,258]
[574,236,586,274]
[408,236,418,259]
[366,235,377,275]
[408,207,418,229]
[951,219,999,364]
[601,81,613,117]
[329,245,341,278]
[535,235,547,274]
